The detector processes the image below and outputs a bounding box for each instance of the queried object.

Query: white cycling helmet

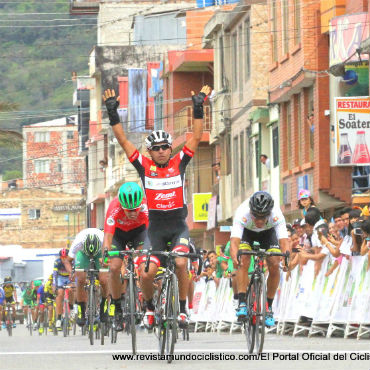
[145,130,173,149]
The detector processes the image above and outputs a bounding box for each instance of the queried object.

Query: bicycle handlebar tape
[107,251,120,257]
[105,96,120,126]
[192,92,206,119]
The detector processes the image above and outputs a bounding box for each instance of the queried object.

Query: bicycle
[75,255,108,346]
[237,243,289,354]
[144,250,202,363]
[23,304,34,336]
[105,249,144,354]
[3,302,14,336]
[37,304,48,336]
[60,284,75,337]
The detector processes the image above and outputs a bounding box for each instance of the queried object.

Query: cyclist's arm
[230,237,241,266]
[111,124,137,158]
[185,86,211,153]
[63,257,73,274]
[279,238,289,254]
[103,232,114,251]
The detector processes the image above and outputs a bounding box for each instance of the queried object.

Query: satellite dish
[342,70,358,85]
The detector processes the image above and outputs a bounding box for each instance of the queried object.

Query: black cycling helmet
[4,276,11,283]
[249,191,274,217]
[83,234,101,257]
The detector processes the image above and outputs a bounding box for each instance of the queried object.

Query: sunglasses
[150,144,171,151]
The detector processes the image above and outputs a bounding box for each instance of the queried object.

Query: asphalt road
[1,324,370,370]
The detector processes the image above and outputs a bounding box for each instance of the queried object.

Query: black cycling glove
[105,96,120,126]
[192,92,207,119]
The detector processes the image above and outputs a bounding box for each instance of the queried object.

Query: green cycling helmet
[33,280,42,287]
[118,182,143,210]
[83,234,101,257]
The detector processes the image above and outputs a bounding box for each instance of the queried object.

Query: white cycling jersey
[230,198,288,240]
[68,228,104,259]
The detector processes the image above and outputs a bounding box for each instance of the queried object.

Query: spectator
[340,207,352,237]
[297,189,316,217]
[292,218,304,238]
[349,209,362,255]
[260,154,270,172]
[333,209,346,238]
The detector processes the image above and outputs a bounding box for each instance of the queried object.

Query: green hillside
[0,0,96,177]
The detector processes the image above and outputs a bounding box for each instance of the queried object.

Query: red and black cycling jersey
[104,197,149,234]
[129,146,194,219]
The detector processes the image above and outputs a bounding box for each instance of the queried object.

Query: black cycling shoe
[76,316,86,327]
[114,309,124,332]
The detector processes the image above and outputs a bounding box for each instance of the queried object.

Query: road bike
[237,243,289,353]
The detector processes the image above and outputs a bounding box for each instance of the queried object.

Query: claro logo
[154,191,176,200]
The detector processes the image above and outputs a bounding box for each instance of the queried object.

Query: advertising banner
[334,97,370,166]
[192,193,212,222]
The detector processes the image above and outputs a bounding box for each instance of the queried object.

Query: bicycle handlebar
[237,249,290,267]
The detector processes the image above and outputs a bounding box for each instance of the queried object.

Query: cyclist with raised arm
[230,191,289,327]
[103,85,211,329]
[103,182,149,331]
[63,228,107,327]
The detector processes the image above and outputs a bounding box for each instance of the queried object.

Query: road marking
[1,349,370,355]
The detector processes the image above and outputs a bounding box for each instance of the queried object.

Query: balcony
[70,0,99,15]
[173,105,211,147]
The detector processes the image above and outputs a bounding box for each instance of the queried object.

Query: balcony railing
[173,105,211,137]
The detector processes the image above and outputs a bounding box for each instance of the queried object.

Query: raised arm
[185,85,211,153]
[103,89,137,158]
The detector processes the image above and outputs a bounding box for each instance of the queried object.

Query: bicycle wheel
[156,282,167,355]
[28,310,33,336]
[245,279,256,353]
[88,283,95,345]
[44,311,48,336]
[254,273,266,353]
[165,274,179,363]
[63,300,69,337]
[129,273,137,354]
[100,322,105,345]
[7,310,12,337]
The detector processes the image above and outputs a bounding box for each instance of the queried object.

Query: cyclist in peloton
[102,182,149,331]
[2,276,17,328]
[53,248,74,330]
[103,85,211,329]
[230,191,289,327]
[64,228,107,327]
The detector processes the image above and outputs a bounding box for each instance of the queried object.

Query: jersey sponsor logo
[150,171,158,177]
[117,219,124,224]
[154,191,176,201]
[145,175,182,190]
[107,217,115,226]
[168,167,174,173]
[273,216,279,222]
[242,217,247,223]
[155,201,176,209]
[150,165,157,171]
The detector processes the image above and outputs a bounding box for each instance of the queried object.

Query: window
[219,36,225,88]
[271,1,278,62]
[232,32,238,91]
[233,136,239,195]
[240,131,245,194]
[154,93,163,130]
[34,132,50,143]
[297,94,302,165]
[246,128,253,189]
[57,160,62,172]
[272,126,279,168]
[67,131,74,139]
[294,0,301,45]
[34,160,50,174]
[308,86,314,161]
[245,17,251,80]
[255,139,260,179]
[238,25,243,100]
[286,102,292,169]
[28,209,41,220]
[282,0,289,55]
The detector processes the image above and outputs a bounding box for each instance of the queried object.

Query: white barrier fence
[189,255,370,339]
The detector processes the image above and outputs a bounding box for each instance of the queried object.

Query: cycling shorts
[111,224,149,254]
[240,228,280,251]
[5,296,15,305]
[147,217,190,267]
[22,299,35,307]
[56,275,71,289]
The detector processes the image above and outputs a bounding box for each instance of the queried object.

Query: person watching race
[230,191,289,327]
[102,182,148,331]
[20,283,36,328]
[103,85,211,329]
[53,248,74,330]
[0,284,5,328]
[2,276,17,328]
[34,280,46,333]
[64,228,107,327]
